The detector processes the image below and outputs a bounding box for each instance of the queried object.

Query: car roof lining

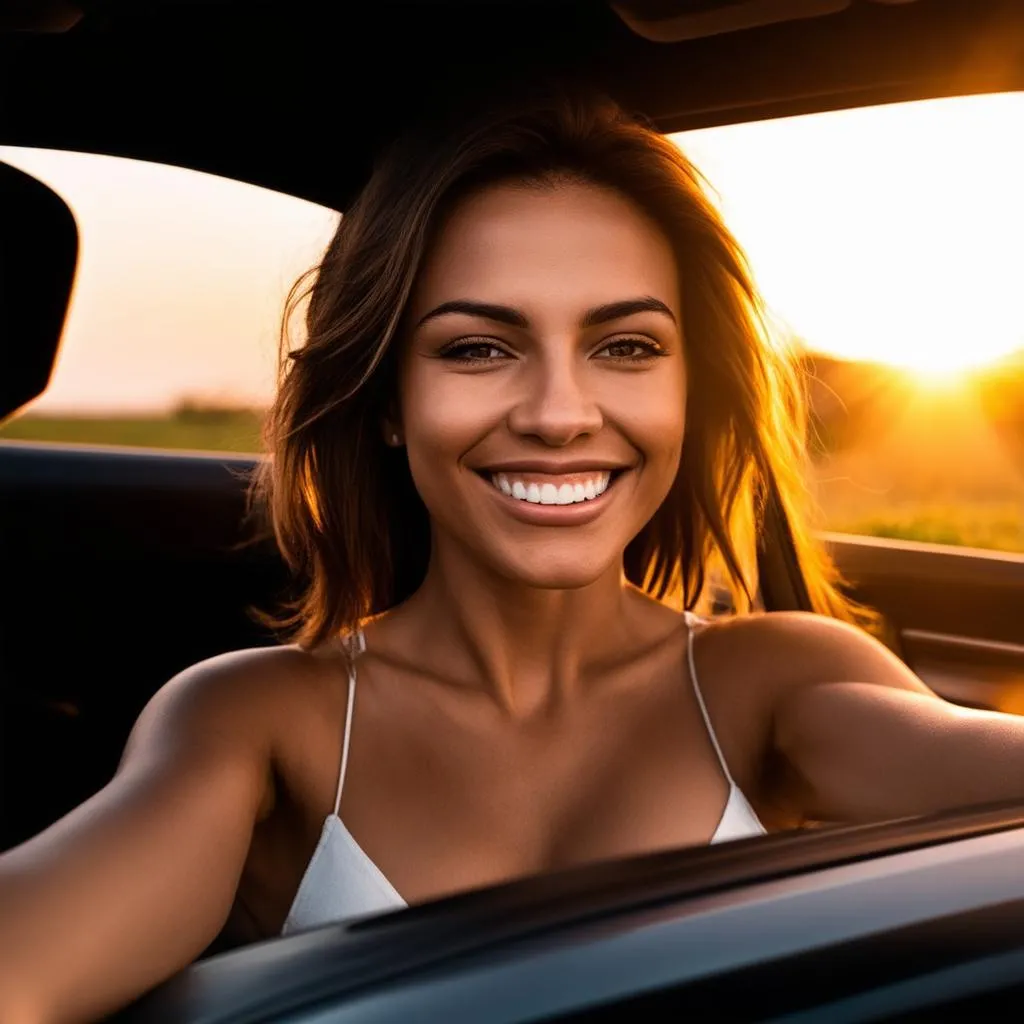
[2,1,1022,210]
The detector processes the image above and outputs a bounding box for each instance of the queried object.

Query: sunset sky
[2,90,1022,414]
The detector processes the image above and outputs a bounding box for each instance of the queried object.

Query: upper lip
[475,460,631,474]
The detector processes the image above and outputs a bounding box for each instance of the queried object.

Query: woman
[2,83,1022,1023]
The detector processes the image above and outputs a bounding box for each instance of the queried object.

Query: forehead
[410,180,680,314]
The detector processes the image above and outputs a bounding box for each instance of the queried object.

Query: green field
[824,503,1024,554]
[0,409,264,453]
[3,405,1022,554]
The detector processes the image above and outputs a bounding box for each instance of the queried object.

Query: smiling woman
[257,86,864,650]
[259,83,813,934]
[8,81,1024,1024]
[389,183,686,585]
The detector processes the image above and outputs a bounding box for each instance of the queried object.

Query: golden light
[0,145,338,414]
[674,92,1024,376]
[906,368,970,395]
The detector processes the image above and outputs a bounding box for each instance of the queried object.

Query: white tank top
[281,611,766,935]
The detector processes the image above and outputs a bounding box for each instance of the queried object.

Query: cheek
[402,369,498,457]
[614,369,687,466]
[616,374,687,520]
[397,368,495,511]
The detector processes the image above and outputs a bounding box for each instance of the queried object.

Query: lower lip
[475,471,626,526]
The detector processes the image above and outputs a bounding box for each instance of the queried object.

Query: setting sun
[675,92,1024,376]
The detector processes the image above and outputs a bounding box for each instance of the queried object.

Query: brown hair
[253,81,874,649]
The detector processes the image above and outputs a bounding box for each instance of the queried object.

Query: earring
[391,432,401,445]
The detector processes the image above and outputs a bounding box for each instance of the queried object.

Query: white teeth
[488,471,615,505]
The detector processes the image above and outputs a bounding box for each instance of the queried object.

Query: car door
[113,806,1024,1023]
[829,535,1024,713]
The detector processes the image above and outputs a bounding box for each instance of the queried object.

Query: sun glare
[905,366,974,395]
[675,92,1024,377]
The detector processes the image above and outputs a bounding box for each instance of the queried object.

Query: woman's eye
[597,337,666,362]
[439,341,509,363]
[438,337,667,363]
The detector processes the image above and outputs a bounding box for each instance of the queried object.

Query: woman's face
[397,178,686,589]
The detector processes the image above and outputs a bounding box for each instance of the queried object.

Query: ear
[382,400,404,447]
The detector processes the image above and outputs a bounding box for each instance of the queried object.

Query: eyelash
[438,337,668,364]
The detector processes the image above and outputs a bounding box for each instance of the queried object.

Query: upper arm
[0,649,282,1024]
[768,613,1024,824]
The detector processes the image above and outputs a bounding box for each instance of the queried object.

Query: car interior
[2,1,1024,1021]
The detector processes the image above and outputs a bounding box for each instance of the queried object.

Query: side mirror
[0,160,78,422]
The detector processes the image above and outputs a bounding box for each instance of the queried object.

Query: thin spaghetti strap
[332,626,366,818]
[684,611,736,788]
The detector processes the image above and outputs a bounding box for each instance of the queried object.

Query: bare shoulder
[686,611,932,739]
[125,642,345,807]
[131,644,315,734]
[691,610,935,746]
[695,610,931,696]
[686,612,941,822]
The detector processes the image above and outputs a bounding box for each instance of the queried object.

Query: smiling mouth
[474,468,628,506]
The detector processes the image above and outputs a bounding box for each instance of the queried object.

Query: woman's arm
[0,649,278,1024]
[768,613,1024,824]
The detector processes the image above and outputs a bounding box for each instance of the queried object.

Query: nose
[506,349,604,446]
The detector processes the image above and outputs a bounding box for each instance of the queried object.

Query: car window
[0,147,337,453]
[672,91,1024,556]
[2,92,1021,555]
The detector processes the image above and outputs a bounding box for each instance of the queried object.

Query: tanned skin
[1,181,1020,1023]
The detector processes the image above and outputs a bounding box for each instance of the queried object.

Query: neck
[389,545,660,719]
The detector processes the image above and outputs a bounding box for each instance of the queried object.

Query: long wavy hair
[252,81,873,650]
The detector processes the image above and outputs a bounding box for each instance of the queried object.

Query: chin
[491,546,620,591]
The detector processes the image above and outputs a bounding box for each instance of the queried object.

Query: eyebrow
[414,295,677,331]
[581,297,677,328]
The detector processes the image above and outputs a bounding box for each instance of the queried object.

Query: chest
[244,632,780,934]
